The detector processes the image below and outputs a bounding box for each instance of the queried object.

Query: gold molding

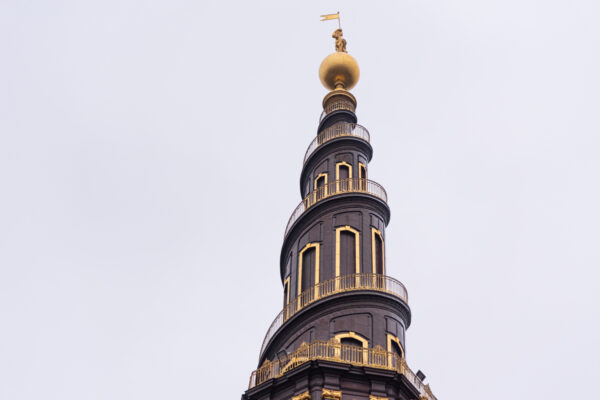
[336,161,352,179]
[335,225,360,279]
[291,390,311,400]
[336,161,353,191]
[298,242,320,296]
[314,173,329,201]
[371,227,385,275]
[334,331,369,360]
[386,333,405,368]
[369,396,388,400]
[359,162,367,179]
[322,388,342,400]
[283,276,290,306]
[314,172,328,188]
[334,331,368,348]
[314,173,328,189]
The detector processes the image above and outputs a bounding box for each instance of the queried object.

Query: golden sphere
[319,52,360,91]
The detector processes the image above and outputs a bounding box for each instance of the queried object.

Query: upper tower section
[317,28,360,133]
[319,28,360,91]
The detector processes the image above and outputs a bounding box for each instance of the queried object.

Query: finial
[320,12,346,52]
[318,12,359,91]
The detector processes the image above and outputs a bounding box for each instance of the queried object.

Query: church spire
[242,21,438,400]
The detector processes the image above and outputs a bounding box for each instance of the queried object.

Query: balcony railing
[284,178,386,237]
[318,98,357,122]
[304,122,370,164]
[259,273,407,358]
[249,341,437,400]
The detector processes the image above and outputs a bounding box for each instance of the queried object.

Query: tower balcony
[248,340,437,400]
[318,97,357,123]
[284,178,387,237]
[304,122,370,164]
[259,273,407,359]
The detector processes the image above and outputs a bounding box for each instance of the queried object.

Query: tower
[242,29,438,400]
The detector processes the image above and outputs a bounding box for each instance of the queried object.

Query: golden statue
[332,28,347,53]
[319,12,359,91]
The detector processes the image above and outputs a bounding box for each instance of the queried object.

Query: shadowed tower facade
[242,29,438,400]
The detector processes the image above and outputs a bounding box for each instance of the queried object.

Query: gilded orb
[319,52,360,91]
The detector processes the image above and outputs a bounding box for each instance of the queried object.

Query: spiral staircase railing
[304,122,370,164]
[258,273,407,358]
[284,178,386,237]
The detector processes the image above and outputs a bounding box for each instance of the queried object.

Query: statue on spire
[320,12,347,53]
[332,29,347,53]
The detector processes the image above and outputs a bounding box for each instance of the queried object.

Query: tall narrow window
[359,163,367,179]
[334,332,368,363]
[372,228,385,276]
[283,277,290,307]
[336,162,352,192]
[314,173,327,201]
[301,248,315,292]
[359,163,367,191]
[335,226,360,289]
[339,231,356,279]
[298,243,320,306]
[387,333,405,367]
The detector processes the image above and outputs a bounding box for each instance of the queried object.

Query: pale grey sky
[1,1,599,399]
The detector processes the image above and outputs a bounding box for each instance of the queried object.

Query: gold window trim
[336,161,353,179]
[333,331,369,360]
[314,172,329,201]
[336,161,353,191]
[386,333,405,367]
[283,276,290,306]
[371,227,385,275]
[335,225,360,278]
[334,331,368,347]
[359,162,367,179]
[314,172,328,189]
[298,242,321,296]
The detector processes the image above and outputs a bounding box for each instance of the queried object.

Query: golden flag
[320,12,339,21]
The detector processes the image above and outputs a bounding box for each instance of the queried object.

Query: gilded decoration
[291,390,311,400]
[322,388,342,400]
[369,396,389,400]
[332,29,347,53]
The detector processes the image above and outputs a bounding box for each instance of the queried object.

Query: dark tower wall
[242,42,438,400]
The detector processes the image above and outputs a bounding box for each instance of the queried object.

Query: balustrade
[304,122,370,163]
[285,178,386,237]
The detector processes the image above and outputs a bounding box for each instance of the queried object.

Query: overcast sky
[1,1,599,399]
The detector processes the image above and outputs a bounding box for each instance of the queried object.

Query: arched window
[314,173,328,201]
[359,162,367,179]
[372,228,385,276]
[283,277,290,307]
[334,332,368,363]
[336,161,352,192]
[298,243,320,306]
[359,162,367,191]
[335,226,360,289]
[387,333,405,368]
[391,340,403,359]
